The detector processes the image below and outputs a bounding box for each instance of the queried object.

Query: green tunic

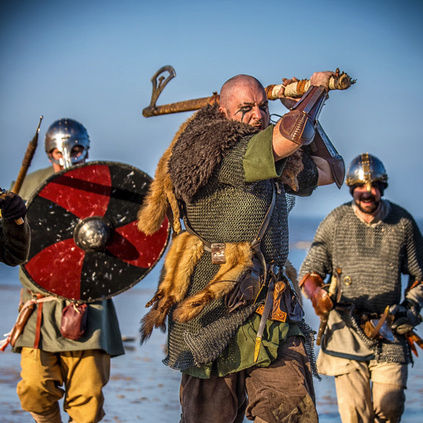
[13,167,124,357]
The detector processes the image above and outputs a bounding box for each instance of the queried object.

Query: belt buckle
[211,243,226,264]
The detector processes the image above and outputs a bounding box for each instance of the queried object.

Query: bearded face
[352,183,382,215]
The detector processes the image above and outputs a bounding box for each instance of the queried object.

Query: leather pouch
[281,287,304,322]
[60,303,88,340]
[225,256,263,312]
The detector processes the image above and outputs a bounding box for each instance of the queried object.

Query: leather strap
[279,86,328,146]
[369,306,390,339]
[33,294,44,349]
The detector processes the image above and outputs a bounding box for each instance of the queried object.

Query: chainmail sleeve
[401,211,423,280]
[299,206,338,280]
[402,212,423,308]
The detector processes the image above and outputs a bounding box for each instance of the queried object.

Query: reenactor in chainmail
[138,72,341,422]
[299,153,423,423]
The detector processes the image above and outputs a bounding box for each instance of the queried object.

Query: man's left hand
[390,300,422,335]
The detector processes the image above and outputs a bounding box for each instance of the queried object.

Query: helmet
[345,153,388,191]
[45,118,90,169]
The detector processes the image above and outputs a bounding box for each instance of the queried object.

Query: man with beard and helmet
[12,118,124,423]
[138,71,339,422]
[299,153,423,422]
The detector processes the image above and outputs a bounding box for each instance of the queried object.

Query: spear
[7,116,43,225]
[11,115,43,195]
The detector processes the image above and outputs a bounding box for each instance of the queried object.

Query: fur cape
[140,230,301,342]
[137,104,304,236]
[140,232,253,342]
[138,105,305,341]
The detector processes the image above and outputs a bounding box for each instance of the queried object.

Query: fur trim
[137,116,196,236]
[173,242,253,323]
[140,232,204,342]
[138,105,306,234]
[280,149,304,192]
[169,105,259,202]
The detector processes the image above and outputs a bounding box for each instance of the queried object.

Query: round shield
[22,161,170,302]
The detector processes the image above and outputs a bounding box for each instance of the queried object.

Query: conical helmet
[45,118,90,169]
[345,153,388,191]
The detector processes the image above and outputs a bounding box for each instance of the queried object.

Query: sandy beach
[1,217,422,422]
[1,280,422,422]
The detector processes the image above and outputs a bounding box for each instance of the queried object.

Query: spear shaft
[11,116,43,195]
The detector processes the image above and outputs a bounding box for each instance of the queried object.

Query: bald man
[138,72,335,422]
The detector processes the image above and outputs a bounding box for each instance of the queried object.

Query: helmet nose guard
[45,118,90,169]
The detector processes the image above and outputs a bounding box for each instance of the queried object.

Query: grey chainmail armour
[300,200,423,364]
[165,134,316,370]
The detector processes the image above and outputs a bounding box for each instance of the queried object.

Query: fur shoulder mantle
[168,104,259,202]
[137,105,305,237]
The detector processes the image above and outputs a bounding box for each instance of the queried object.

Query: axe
[142,66,350,188]
[142,65,355,117]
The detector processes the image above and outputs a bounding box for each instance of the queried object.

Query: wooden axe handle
[143,93,219,117]
[142,68,355,118]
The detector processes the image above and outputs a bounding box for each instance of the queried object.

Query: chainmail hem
[297,320,320,380]
[184,304,257,367]
[343,310,411,364]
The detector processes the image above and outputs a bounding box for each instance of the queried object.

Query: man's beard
[355,192,380,214]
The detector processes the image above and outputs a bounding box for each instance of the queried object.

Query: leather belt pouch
[60,303,88,340]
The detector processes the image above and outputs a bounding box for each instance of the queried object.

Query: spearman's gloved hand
[390,300,422,335]
[0,192,27,221]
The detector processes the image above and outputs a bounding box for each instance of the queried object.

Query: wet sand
[1,282,422,422]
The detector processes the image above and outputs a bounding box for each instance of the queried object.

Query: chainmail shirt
[166,130,318,371]
[300,200,423,363]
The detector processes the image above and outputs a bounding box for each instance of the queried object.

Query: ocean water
[0,216,422,422]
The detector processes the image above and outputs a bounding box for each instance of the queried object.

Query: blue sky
[1,0,422,218]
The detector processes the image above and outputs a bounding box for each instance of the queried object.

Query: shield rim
[21,160,170,302]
